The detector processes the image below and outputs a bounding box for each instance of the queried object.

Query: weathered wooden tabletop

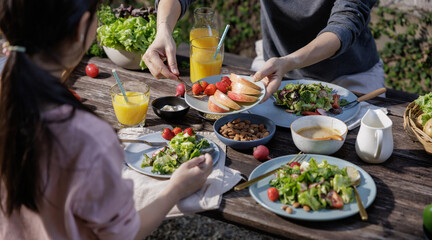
[70,54,432,240]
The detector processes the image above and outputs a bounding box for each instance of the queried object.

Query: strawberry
[215,82,229,93]
[204,84,217,96]
[192,83,203,95]
[183,127,195,136]
[221,76,231,86]
[200,81,209,90]
[172,127,182,136]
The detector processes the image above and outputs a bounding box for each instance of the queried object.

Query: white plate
[124,133,220,178]
[184,74,266,115]
[249,79,360,128]
[249,154,377,221]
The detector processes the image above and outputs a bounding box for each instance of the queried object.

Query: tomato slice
[301,111,320,116]
[329,190,344,208]
[290,162,301,168]
[267,187,279,202]
[152,147,165,157]
[332,94,340,109]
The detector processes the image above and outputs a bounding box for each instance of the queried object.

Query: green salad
[96,5,180,69]
[269,158,354,211]
[141,132,210,175]
[273,83,348,115]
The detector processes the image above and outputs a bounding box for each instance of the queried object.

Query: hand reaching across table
[142,0,182,80]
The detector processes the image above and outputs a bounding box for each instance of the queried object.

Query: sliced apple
[231,82,261,95]
[227,91,258,103]
[213,90,241,110]
[208,95,230,113]
[230,73,261,90]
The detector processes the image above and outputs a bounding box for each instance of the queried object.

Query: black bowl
[152,96,190,121]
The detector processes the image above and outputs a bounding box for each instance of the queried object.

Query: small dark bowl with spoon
[152,96,190,121]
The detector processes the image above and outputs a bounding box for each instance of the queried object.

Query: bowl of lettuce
[96,5,179,70]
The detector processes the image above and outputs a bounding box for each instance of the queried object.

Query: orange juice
[190,50,223,83]
[112,91,149,126]
[190,28,219,41]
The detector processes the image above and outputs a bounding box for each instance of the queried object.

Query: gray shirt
[172,0,380,81]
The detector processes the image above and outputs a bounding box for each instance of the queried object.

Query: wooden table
[70,54,432,240]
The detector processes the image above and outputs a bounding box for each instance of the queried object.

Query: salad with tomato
[273,83,348,116]
[141,131,210,175]
[268,158,354,211]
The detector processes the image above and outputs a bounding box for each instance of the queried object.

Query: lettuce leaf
[415,93,432,125]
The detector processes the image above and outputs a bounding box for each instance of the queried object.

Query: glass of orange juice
[190,36,223,83]
[110,81,150,127]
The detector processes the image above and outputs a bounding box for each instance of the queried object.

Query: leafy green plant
[370,7,432,95]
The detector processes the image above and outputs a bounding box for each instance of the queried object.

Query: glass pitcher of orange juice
[190,36,223,83]
[190,7,218,41]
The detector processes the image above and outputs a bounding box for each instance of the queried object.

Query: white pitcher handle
[374,130,383,159]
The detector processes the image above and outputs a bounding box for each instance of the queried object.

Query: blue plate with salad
[124,132,220,178]
[249,154,376,221]
[249,80,361,128]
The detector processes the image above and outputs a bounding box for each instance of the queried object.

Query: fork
[120,139,167,147]
[234,152,309,191]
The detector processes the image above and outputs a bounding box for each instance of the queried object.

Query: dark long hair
[0,0,100,216]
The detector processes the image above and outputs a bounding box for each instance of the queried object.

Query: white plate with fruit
[185,74,266,115]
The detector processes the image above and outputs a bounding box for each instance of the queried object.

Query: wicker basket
[403,101,432,154]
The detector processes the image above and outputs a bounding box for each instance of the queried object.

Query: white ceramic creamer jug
[355,109,393,163]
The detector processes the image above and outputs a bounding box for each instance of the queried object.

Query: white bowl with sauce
[290,116,348,155]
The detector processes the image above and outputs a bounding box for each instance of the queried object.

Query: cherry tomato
[328,190,343,208]
[267,187,279,202]
[152,147,165,157]
[172,127,182,136]
[85,63,99,78]
[183,127,195,136]
[290,162,301,168]
[161,128,174,140]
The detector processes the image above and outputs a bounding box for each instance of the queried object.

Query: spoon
[347,166,368,221]
[342,88,387,109]
[312,135,344,141]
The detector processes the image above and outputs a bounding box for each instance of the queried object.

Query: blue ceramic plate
[249,79,361,128]
[124,133,220,178]
[249,154,377,221]
[184,74,266,115]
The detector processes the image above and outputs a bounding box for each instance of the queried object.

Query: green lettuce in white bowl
[96,5,179,70]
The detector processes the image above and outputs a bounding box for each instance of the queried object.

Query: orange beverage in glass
[190,27,219,41]
[111,81,150,127]
[190,36,223,83]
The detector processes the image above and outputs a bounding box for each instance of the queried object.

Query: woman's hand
[253,57,292,103]
[142,25,179,80]
[167,153,213,200]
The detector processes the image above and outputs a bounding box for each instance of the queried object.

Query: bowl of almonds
[213,113,276,150]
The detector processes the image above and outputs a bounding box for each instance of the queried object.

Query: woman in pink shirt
[0,0,213,239]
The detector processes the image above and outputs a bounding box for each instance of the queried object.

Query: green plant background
[105,0,432,95]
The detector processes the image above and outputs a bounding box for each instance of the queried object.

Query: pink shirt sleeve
[70,138,140,240]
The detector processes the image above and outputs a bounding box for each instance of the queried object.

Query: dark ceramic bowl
[214,113,276,150]
[152,96,190,121]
